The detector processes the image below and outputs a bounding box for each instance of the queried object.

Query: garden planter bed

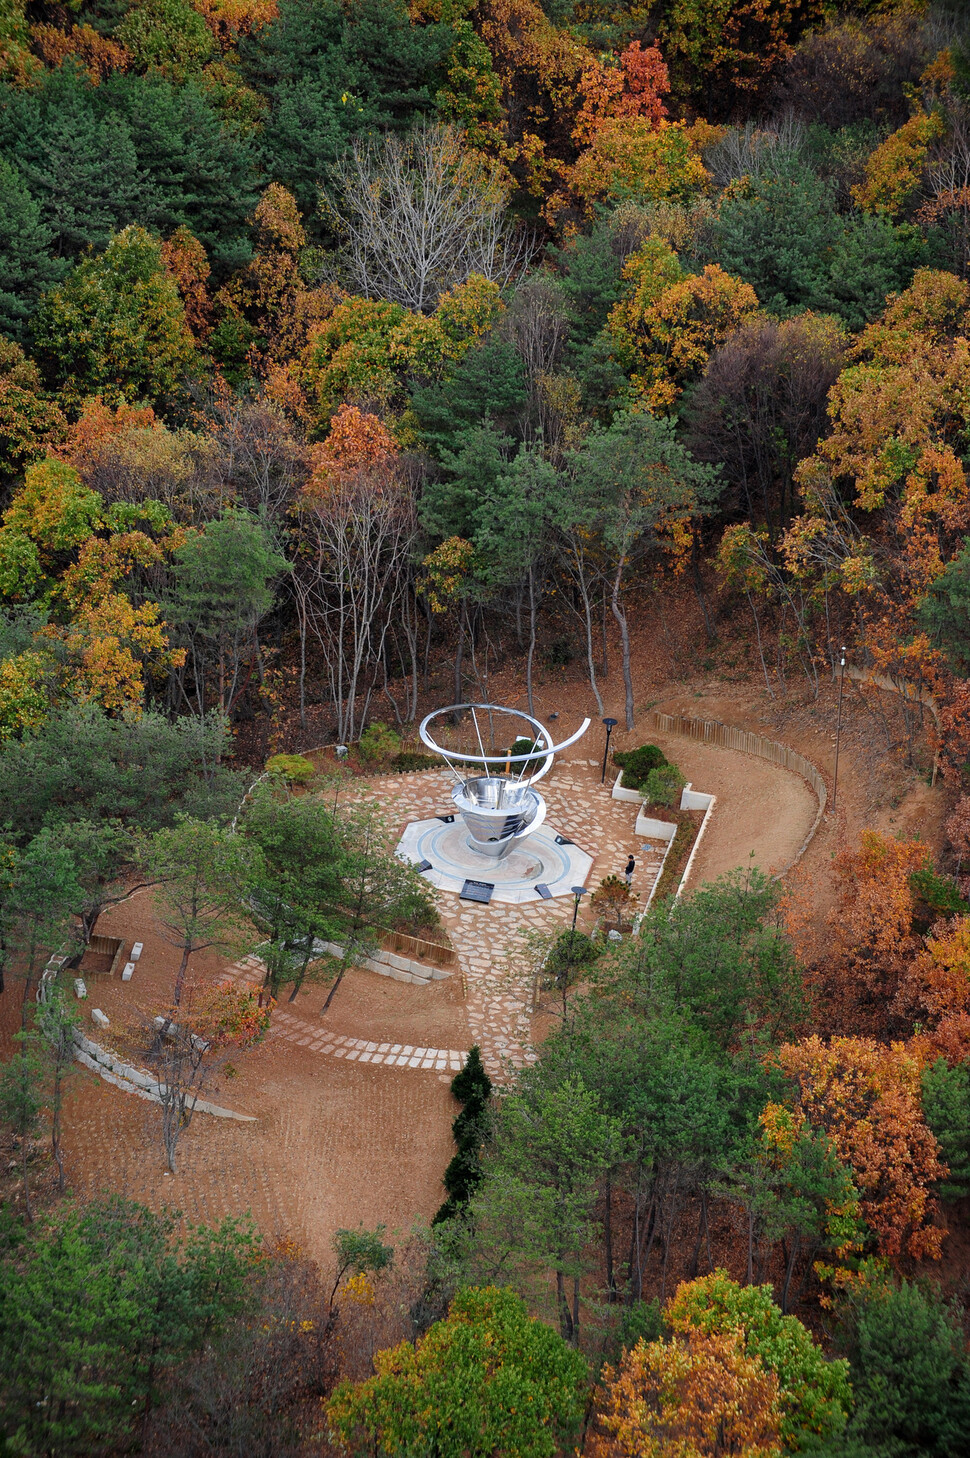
[650,808,705,904]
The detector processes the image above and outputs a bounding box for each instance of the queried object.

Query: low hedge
[613,743,669,792]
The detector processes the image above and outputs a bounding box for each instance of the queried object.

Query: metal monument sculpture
[418,704,590,859]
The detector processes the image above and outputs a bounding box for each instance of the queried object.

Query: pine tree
[0,159,61,340]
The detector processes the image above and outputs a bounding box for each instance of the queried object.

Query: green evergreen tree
[410,338,527,461]
[241,0,451,220]
[0,65,258,274]
[0,1197,257,1456]
[918,538,970,675]
[435,1046,493,1223]
[96,72,259,270]
[823,212,924,331]
[921,1058,970,1201]
[166,510,289,717]
[0,65,144,261]
[0,704,244,840]
[471,1074,624,1343]
[836,1278,970,1458]
[705,155,840,316]
[0,158,61,340]
[0,1030,44,1219]
[420,423,515,541]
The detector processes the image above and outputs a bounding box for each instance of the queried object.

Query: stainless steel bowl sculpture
[418,704,590,859]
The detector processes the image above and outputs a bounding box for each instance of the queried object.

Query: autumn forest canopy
[3,0,970,1454]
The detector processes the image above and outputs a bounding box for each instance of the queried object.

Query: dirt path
[644,730,818,885]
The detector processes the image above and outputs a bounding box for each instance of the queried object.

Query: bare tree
[701,115,806,190]
[921,100,970,279]
[142,1013,216,1174]
[77,419,220,522]
[207,392,310,521]
[325,124,533,312]
[139,983,268,1173]
[294,457,418,744]
[36,992,80,1192]
[501,275,571,447]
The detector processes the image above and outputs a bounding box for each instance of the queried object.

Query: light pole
[601,718,618,784]
[570,885,588,933]
[832,645,846,814]
[559,886,589,1017]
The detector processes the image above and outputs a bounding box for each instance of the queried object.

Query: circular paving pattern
[396,817,594,903]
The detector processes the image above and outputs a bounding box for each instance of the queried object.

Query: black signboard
[534,883,552,900]
[460,880,495,904]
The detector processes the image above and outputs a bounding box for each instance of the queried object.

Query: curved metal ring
[418,704,590,786]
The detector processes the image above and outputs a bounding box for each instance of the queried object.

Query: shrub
[508,736,547,776]
[358,721,401,767]
[543,636,575,667]
[391,750,440,773]
[391,887,441,935]
[645,763,687,807]
[435,1047,493,1223]
[265,753,316,784]
[591,874,634,929]
[542,930,601,996]
[613,743,668,791]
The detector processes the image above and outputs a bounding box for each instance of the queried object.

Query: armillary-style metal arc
[419,704,590,788]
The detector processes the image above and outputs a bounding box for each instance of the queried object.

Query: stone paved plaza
[222,756,657,1075]
[332,759,656,1075]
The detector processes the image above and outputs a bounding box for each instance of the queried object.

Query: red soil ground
[1,577,950,1280]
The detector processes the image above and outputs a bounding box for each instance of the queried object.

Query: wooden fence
[649,712,827,876]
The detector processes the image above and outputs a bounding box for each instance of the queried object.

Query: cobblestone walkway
[338,760,651,1076]
[220,956,467,1070]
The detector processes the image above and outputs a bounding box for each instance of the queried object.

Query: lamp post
[570,885,588,933]
[557,885,588,1017]
[832,645,846,814]
[601,718,618,784]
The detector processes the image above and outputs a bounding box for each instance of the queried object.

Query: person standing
[624,854,635,887]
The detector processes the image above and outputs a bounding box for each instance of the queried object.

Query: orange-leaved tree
[0,339,67,484]
[801,830,930,1038]
[775,1034,946,1261]
[0,457,187,715]
[897,915,970,1067]
[780,270,970,694]
[589,1328,783,1458]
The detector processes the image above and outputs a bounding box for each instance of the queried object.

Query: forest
[2,0,970,1453]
